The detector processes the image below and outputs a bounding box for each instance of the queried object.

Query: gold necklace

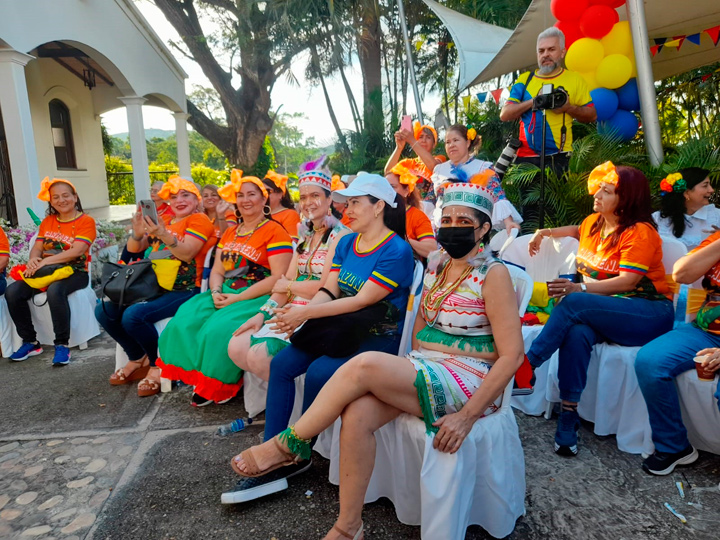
[421,261,474,327]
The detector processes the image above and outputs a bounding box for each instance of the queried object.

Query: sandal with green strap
[230,425,312,478]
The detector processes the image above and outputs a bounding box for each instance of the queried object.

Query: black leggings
[5,271,89,345]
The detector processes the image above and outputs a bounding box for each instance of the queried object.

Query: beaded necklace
[56,211,80,237]
[421,260,474,327]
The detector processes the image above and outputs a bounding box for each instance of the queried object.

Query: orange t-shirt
[341,212,352,227]
[273,208,301,241]
[576,214,669,300]
[688,231,720,334]
[145,213,216,290]
[0,228,9,260]
[217,220,292,291]
[406,206,434,242]
[37,213,96,271]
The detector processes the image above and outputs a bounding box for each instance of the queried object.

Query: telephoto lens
[493,138,522,179]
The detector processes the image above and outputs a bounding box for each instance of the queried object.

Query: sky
[101,1,421,147]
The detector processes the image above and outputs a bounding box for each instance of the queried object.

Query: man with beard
[500,27,596,222]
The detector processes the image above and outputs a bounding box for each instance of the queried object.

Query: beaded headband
[442,183,494,218]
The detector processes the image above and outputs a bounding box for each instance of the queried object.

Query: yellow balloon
[601,21,633,57]
[565,38,605,73]
[595,54,633,89]
[579,71,599,91]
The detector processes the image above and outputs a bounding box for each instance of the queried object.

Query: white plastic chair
[488,228,519,259]
[0,295,15,357]
[506,265,533,317]
[397,259,425,358]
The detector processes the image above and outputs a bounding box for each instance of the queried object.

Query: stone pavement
[1,332,719,539]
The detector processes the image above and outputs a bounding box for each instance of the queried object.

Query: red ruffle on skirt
[157,358,243,402]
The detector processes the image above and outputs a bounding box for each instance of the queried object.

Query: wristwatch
[580,283,587,292]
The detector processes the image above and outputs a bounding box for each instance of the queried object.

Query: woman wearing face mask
[222,184,524,540]
[227,161,350,383]
[7,178,96,366]
[431,124,522,234]
[157,174,293,406]
[525,162,674,457]
[652,168,719,249]
[96,177,215,396]
[263,170,301,243]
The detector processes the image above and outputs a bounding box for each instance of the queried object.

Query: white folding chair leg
[160,378,172,393]
[79,341,88,350]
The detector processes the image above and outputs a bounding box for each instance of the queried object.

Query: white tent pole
[397,0,424,125]
[626,0,664,166]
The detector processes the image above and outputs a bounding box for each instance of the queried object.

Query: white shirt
[653,205,720,249]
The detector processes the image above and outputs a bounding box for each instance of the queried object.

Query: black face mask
[436,226,480,259]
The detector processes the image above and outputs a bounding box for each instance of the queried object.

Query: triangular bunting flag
[490,88,503,105]
[686,33,701,46]
[702,74,712,82]
[476,92,487,103]
[705,25,720,46]
[664,38,681,48]
[672,35,686,50]
[654,37,667,53]
[650,45,660,57]
[462,96,471,111]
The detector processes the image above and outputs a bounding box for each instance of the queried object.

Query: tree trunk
[357,0,384,155]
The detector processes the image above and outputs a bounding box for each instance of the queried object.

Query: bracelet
[259,299,279,320]
[167,236,179,248]
[318,287,337,301]
[286,281,293,296]
[211,289,221,295]
[131,233,143,241]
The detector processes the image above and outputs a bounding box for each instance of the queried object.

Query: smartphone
[139,199,158,225]
[401,115,412,132]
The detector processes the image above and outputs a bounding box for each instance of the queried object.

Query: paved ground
[1,332,719,539]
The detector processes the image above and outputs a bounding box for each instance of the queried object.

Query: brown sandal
[230,437,300,478]
[109,358,150,386]
[137,378,160,397]
[332,522,364,540]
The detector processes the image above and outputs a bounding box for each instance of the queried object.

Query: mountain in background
[110,129,175,141]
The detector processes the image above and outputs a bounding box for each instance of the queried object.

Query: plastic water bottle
[217,417,253,436]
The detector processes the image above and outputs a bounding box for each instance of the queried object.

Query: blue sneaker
[10,342,43,362]
[52,345,71,366]
[554,407,580,457]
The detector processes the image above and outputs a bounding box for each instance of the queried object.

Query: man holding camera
[500,27,596,223]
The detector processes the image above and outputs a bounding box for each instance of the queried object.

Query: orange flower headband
[588,161,619,195]
[413,121,438,145]
[264,170,289,194]
[37,177,76,202]
[390,159,420,193]
[157,175,201,201]
[218,169,268,203]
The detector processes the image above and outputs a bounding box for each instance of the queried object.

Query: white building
[0,0,191,225]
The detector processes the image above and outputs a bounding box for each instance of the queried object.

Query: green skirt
[157,288,268,401]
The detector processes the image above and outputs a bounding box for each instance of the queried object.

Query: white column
[118,96,150,202]
[0,50,45,225]
[626,0,664,166]
[173,112,192,179]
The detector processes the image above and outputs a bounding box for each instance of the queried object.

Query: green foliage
[101,122,113,157]
[104,156,134,205]
[191,164,230,187]
[269,113,322,175]
[247,136,278,178]
[464,100,517,162]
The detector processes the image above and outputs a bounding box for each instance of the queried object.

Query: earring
[264,204,271,215]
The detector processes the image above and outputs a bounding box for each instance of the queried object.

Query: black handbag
[101,260,163,309]
[289,302,388,358]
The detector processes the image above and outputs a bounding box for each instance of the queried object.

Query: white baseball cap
[332,173,398,208]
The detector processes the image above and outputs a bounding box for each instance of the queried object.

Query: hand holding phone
[139,199,158,225]
[401,115,412,132]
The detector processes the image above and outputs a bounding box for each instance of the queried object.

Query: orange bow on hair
[218,170,268,204]
[37,177,76,202]
[157,175,201,201]
[412,121,438,145]
[264,170,289,193]
[391,159,421,193]
[587,161,619,195]
[331,175,345,191]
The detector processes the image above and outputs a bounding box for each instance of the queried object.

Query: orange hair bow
[264,170,289,194]
[157,175,201,201]
[412,121,438,145]
[588,161,619,195]
[331,175,345,191]
[391,159,421,193]
[218,171,268,204]
[37,177,77,202]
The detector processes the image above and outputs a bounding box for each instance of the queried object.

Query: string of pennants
[474,89,504,105]
[650,25,720,56]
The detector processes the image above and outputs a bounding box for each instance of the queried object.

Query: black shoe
[554,408,580,457]
[220,459,312,504]
[191,392,213,407]
[642,446,699,476]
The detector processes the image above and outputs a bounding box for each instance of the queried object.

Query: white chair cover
[0,295,15,357]
[398,260,425,358]
[488,228,518,259]
[502,234,579,281]
[115,317,173,392]
[512,325,555,417]
[676,371,720,454]
[506,265,532,316]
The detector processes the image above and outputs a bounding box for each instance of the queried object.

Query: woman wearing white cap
[223,183,524,540]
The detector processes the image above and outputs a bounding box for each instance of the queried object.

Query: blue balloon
[590,88,619,122]
[598,109,639,142]
[616,78,640,111]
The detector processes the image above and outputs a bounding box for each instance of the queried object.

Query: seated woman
[201,184,234,239]
[263,170,301,242]
[157,176,293,406]
[652,167,719,249]
[431,124,522,233]
[526,162,674,456]
[0,226,9,296]
[635,228,720,475]
[224,184,524,538]
[385,121,446,206]
[96,177,215,396]
[151,180,175,223]
[227,161,350,382]
[385,160,437,259]
[7,178,96,366]
[223,174,414,503]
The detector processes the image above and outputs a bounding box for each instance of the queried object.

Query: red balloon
[589,0,625,7]
[551,0,590,22]
[579,5,620,39]
[555,20,584,48]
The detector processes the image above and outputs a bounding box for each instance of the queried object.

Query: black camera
[493,138,521,179]
[533,84,568,111]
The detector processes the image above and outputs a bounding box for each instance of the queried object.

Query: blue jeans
[0,273,6,296]
[95,290,195,365]
[527,293,674,402]
[636,323,720,454]
[264,333,401,441]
